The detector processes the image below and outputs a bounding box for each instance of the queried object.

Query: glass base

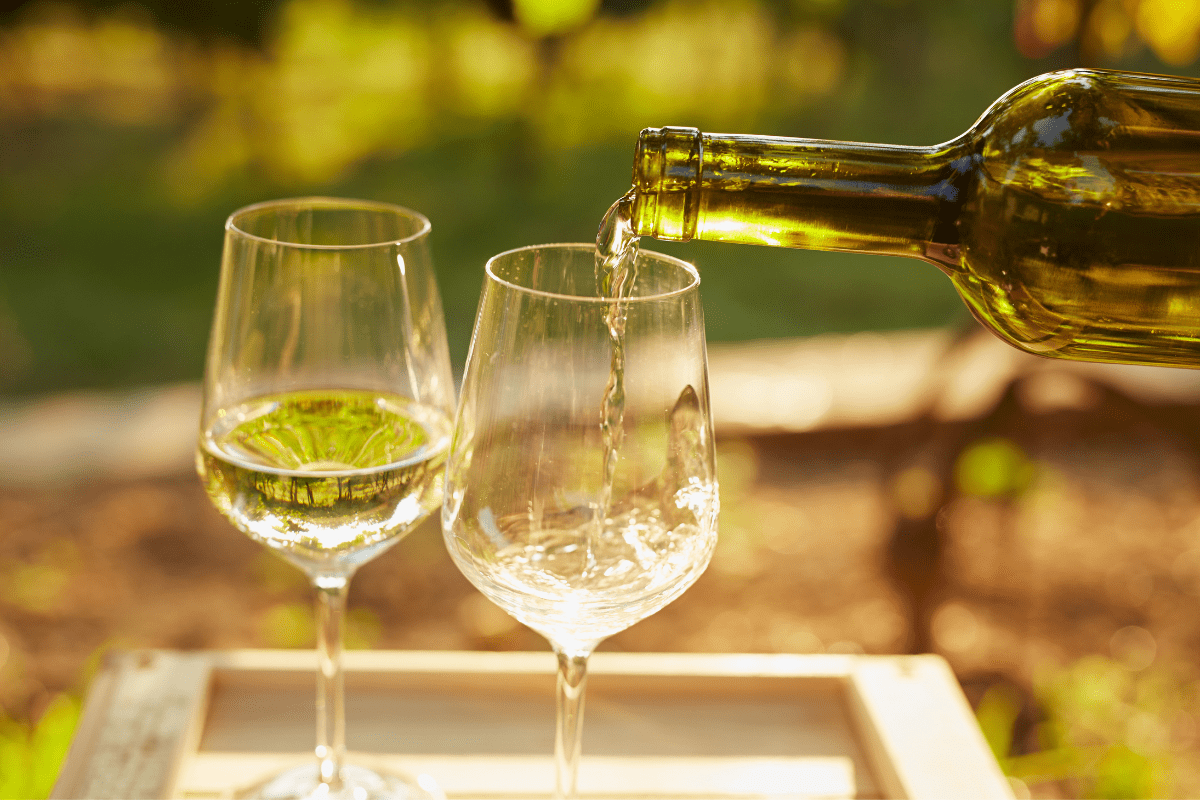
[242,763,444,800]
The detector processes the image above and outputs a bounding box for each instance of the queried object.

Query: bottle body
[629,69,1200,368]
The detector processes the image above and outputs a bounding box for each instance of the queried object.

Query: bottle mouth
[632,126,702,242]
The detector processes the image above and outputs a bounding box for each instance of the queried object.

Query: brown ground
[5,370,1200,797]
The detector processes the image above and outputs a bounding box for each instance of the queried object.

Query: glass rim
[484,243,700,303]
[225,196,432,250]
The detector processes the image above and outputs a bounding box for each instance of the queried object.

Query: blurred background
[5,0,1200,797]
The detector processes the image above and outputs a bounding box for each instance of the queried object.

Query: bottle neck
[631,127,971,266]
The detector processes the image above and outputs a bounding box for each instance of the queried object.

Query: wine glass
[442,243,718,798]
[196,197,455,800]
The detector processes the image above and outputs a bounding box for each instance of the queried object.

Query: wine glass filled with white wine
[442,243,718,799]
[197,198,455,800]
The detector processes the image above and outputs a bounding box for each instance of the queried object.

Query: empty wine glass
[442,243,718,798]
[197,197,454,799]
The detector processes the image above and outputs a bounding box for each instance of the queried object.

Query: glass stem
[315,575,349,792]
[553,647,591,800]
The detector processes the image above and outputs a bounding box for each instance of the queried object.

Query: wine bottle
[616,68,1200,368]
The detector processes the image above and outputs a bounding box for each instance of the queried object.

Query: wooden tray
[51,650,1012,799]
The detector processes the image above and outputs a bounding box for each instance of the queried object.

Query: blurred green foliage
[955,437,1036,500]
[977,681,1023,763]
[3,0,1196,395]
[0,694,79,799]
[978,654,1200,798]
[258,600,381,649]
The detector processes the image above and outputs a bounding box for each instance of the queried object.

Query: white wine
[595,198,642,520]
[199,389,451,575]
[449,495,716,646]
[616,69,1200,368]
[443,244,715,800]
[446,384,718,649]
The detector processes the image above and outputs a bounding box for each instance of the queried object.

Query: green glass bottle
[619,68,1200,368]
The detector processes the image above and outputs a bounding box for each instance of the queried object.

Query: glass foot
[242,763,444,800]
